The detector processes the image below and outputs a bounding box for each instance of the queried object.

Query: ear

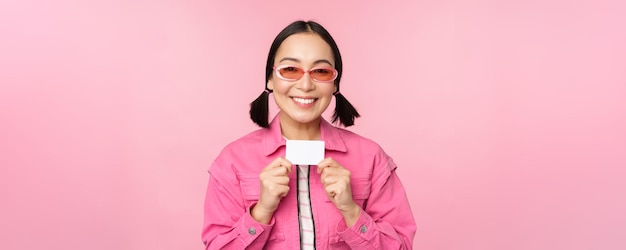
[267,79,274,91]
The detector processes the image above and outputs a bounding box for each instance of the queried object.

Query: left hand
[317,157,361,226]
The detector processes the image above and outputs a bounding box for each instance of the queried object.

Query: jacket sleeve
[201,161,273,249]
[337,153,417,249]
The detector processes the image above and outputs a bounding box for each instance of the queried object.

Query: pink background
[1,0,625,249]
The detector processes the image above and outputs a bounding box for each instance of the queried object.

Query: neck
[279,113,322,140]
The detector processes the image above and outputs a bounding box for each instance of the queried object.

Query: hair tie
[264,89,272,94]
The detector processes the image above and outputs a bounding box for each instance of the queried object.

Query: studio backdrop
[1,0,625,249]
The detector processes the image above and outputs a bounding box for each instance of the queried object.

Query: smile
[292,97,317,104]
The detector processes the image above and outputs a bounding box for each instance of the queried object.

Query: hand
[317,157,361,226]
[251,157,292,224]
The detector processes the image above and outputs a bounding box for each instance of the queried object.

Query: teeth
[293,97,315,104]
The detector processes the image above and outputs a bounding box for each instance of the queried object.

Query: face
[268,33,337,127]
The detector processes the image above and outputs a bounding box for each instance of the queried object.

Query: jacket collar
[262,113,348,156]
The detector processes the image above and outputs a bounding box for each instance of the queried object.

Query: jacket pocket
[239,176,260,202]
[325,177,372,203]
[351,177,372,200]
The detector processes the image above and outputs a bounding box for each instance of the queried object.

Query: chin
[284,112,322,125]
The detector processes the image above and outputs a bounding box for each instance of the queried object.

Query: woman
[202,20,416,249]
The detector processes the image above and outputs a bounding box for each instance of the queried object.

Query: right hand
[251,157,292,224]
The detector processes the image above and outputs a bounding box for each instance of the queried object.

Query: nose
[296,72,315,91]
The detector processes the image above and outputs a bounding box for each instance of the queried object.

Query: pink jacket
[202,115,416,249]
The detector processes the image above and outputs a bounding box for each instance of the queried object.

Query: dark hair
[249,20,360,128]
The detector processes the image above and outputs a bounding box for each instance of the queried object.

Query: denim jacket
[202,114,416,249]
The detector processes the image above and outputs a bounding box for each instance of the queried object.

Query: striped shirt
[297,165,315,249]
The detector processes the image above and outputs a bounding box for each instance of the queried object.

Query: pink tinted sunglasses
[273,65,338,83]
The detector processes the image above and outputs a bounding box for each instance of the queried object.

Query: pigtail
[249,89,272,128]
[332,92,360,127]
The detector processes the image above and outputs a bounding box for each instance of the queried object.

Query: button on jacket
[202,114,416,249]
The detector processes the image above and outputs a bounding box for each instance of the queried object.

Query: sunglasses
[273,65,338,83]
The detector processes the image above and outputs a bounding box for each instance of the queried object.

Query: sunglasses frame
[273,65,338,83]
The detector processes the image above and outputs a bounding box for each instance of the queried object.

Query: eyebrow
[278,57,334,66]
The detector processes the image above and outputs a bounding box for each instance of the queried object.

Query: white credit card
[285,140,325,165]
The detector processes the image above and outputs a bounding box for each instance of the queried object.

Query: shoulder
[208,127,272,179]
[326,125,396,172]
[334,126,386,155]
[334,128,400,182]
[217,128,268,159]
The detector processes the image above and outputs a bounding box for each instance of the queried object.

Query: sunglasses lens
[310,68,336,82]
[278,66,304,80]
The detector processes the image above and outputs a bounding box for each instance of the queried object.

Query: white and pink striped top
[297,165,316,250]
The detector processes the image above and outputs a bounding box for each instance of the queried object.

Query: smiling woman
[267,32,338,134]
[201,20,417,249]
[249,20,360,129]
